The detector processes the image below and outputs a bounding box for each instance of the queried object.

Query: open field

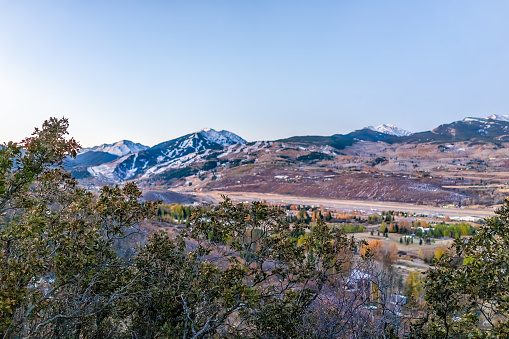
[196,190,498,219]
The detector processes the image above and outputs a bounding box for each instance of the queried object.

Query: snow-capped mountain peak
[86,129,247,182]
[81,140,149,157]
[367,124,413,137]
[196,128,246,146]
[487,114,509,122]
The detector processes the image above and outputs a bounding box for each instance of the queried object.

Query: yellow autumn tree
[434,246,448,260]
[405,271,423,303]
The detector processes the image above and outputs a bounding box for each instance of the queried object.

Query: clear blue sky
[1,0,509,147]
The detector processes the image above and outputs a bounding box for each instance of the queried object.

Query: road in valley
[195,191,497,219]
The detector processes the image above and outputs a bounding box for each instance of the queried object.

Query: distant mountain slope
[152,128,246,149]
[277,135,354,150]
[279,117,509,148]
[65,151,119,168]
[87,128,246,181]
[67,116,509,185]
[402,117,509,144]
[345,128,396,142]
[60,116,509,207]
[278,126,404,149]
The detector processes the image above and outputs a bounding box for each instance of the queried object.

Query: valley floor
[195,190,497,219]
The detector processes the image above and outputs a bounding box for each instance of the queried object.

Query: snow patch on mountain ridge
[487,114,509,122]
[367,124,413,137]
[81,140,148,157]
[196,128,246,146]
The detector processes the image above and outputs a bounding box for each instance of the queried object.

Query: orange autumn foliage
[360,240,398,267]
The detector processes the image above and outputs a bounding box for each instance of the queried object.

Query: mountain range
[67,115,509,193]
[67,129,247,181]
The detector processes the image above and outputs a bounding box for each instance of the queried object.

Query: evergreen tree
[296,208,311,223]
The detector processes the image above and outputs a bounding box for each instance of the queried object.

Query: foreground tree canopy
[0,118,381,338]
[0,118,157,337]
[415,198,509,337]
[1,118,509,338]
